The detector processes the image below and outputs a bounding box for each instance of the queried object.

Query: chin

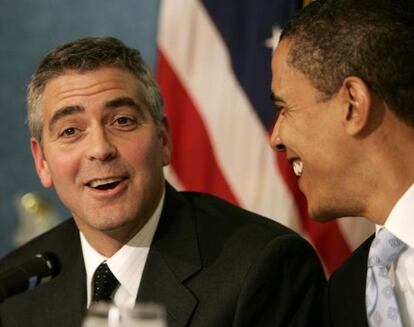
[82,211,137,232]
[98,220,131,232]
[308,205,347,222]
[310,212,336,222]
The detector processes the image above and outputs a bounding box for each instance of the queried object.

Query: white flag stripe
[164,166,184,191]
[158,0,301,230]
[338,217,374,249]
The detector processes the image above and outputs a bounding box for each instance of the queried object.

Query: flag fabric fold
[156,0,373,274]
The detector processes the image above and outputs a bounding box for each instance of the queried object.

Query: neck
[359,115,414,224]
[78,216,152,257]
[364,181,413,225]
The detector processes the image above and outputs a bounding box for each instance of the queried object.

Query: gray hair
[27,36,164,142]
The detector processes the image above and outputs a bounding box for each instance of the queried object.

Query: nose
[270,117,286,152]
[86,127,117,161]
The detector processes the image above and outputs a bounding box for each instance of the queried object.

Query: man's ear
[158,117,172,167]
[339,76,372,136]
[31,137,53,188]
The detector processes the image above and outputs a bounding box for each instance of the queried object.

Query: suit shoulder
[183,191,296,234]
[180,191,314,255]
[0,219,78,270]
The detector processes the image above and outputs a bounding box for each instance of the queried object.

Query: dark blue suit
[0,184,325,326]
[324,235,374,327]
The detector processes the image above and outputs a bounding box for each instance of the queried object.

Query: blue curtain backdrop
[0,0,160,256]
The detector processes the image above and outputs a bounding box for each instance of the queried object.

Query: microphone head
[0,252,61,302]
[33,252,61,278]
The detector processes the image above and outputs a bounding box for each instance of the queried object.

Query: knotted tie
[366,228,406,326]
[92,262,119,302]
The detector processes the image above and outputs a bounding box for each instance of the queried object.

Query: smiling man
[0,37,325,327]
[31,66,168,257]
[270,0,414,326]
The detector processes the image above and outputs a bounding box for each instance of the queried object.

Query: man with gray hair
[270,0,414,326]
[0,36,325,326]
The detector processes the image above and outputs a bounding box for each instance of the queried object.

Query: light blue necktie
[366,228,406,326]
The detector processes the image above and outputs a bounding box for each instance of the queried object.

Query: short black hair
[281,0,414,127]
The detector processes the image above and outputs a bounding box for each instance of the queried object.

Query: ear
[158,117,172,166]
[339,77,372,135]
[31,137,53,188]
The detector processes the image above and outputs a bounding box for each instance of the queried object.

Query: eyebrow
[48,96,147,132]
[104,96,146,120]
[270,92,285,104]
[49,105,85,132]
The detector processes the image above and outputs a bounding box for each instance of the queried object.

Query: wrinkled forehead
[41,67,144,104]
[271,38,327,107]
[271,39,297,92]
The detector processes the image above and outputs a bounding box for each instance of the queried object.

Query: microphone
[0,252,60,302]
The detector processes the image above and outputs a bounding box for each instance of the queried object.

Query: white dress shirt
[379,183,414,327]
[80,190,165,309]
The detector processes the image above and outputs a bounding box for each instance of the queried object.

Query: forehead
[42,67,141,108]
[271,39,320,102]
[271,39,292,88]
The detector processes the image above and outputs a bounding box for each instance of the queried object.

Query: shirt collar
[81,188,165,302]
[380,183,414,248]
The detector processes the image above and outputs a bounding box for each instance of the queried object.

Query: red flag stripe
[157,50,240,205]
[157,0,301,230]
[156,0,375,276]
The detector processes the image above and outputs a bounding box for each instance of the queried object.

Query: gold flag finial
[14,193,60,246]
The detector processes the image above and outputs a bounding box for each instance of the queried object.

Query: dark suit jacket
[0,184,325,326]
[324,234,375,327]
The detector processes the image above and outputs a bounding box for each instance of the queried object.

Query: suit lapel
[327,234,374,327]
[347,235,373,327]
[137,184,201,327]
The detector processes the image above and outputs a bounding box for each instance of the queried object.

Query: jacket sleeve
[233,234,326,327]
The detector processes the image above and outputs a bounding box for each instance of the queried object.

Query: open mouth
[87,177,127,190]
[292,160,303,177]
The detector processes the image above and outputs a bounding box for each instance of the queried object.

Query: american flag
[156,0,374,275]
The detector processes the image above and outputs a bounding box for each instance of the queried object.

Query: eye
[274,104,285,119]
[112,115,138,129]
[60,127,78,138]
[115,116,131,125]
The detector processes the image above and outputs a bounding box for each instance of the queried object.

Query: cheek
[278,117,305,148]
[121,140,160,170]
[45,149,81,183]
[134,131,168,163]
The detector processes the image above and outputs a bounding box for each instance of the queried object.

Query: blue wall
[0,0,160,256]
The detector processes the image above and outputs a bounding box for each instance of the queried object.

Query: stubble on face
[34,68,171,255]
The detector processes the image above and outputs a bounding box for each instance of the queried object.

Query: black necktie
[92,262,119,302]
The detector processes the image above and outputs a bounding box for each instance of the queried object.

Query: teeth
[89,177,123,188]
[292,160,303,177]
